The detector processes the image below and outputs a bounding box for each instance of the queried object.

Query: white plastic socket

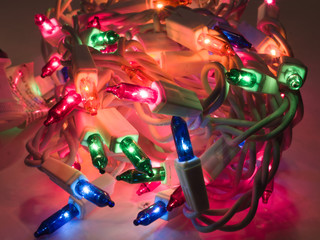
[75,108,139,153]
[39,157,88,199]
[166,7,212,51]
[41,18,65,47]
[69,172,116,219]
[149,80,203,117]
[160,50,209,77]
[174,156,209,213]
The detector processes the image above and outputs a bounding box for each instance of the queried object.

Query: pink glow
[265,0,275,4]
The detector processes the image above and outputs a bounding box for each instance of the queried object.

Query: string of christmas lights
[0,0,307,237]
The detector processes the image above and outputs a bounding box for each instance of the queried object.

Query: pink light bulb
[87,16,101,29]
[106,83,158,104]
[41,56,61,78]
[44,91,81,126]
[34,14,56,34]
[265,0,275,5]
[136,182,161,196]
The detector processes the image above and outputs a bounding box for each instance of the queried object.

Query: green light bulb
[91,32,106,46]
[120,137,154,177]
[87,133,108,174]
[88,29,119,51]
[286,73,302,90]
[116,167,165,184]
[226,69,257,88]
[104,30,119,45]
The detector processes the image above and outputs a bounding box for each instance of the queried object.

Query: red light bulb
[41,56,61,78]
[34,14,56,34]
[100,43,118,54]
[106,83,158,104]
[167,185,185,211]
[44,91,82,126]
[87,16,101,30]
[136,182,161,196]
[262,178,274,204]
[72,160,81,171]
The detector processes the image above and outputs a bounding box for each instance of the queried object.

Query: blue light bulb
[133,201,167,226]
[238,140,245,148]
[34,203,79,238]
[171,116,195,162]
[215,26,252,49]
[61,67,69,82]
[75,179,115,207]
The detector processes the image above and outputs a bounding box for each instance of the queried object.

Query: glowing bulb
[75,179,114,207]
[198,33,234,56]
[41,56,61,78]
[44,91,81,126]
[136,182,161,196]
[171,116,195,162]
[34,204,79,238]
[156,3,164,8]
[66,96,75,104]
[105,83,158,104]
[214,26,252,49]
[87,16,101,29]
[116,168,165,183]
[78,77,100,115]
[139,90,148,98]
[270,49,277,56]
[204,38,211,44]
[265,0,274,4]
[133,201,167,226]
[82,186,90,194]
[34,14,56,34]
[128,146,135,153]
[87,134,108,174]
[119,137,154,177]
[225,69,257,88]
[167,186,185,211]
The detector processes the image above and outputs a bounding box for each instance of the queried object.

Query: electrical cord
[0,0,307,236]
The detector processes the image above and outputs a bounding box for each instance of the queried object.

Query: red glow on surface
[13,71,23,86]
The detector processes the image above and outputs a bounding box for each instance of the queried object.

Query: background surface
[0,0,320,239]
